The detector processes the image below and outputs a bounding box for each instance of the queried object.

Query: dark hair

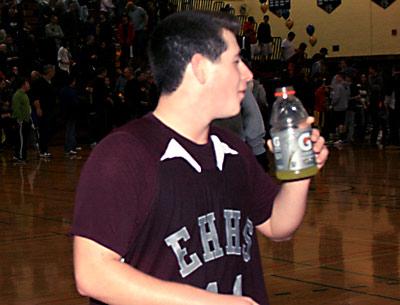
[96,67,107,76]
[299,42,307,50]
[15,77,28,89]
[42,64,55,75]
[320,47,328,55]
[148,10,240,94]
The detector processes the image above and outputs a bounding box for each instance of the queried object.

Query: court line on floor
[271,274,400,301]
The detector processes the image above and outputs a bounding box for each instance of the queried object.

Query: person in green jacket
[11,77,31,162]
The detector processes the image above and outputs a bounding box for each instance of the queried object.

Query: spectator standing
[125,0,148,61]
[330,72,350,143]
[281,31,296,62]
[11,77,31,162]
[368,65,385,146]
[0,77,13,150]
[310,47,328,79]
[57,39,73,86]
[345,74,358,143]
[117,14,135,68]
[257,15,273,60]
[354,73,369,142]
[60,1,81,55]
[387,65,400,146]
[214,85,269,171]
[288,42,307,76]
[44,15,64,64]
[89,67,109,145]
[313,79,328,136]
[16,23,39,75]
[31,65,57,158]
[60,76,79,155]
[97,12,113,44]
[123,66,140,120]
[242,16,257,60]
[100,0,115,16]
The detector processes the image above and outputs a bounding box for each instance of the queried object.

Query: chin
[226,107,241,118]
[215,108,240,120]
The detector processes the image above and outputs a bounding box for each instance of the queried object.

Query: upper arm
[73,236,121,295]
[71,132,157,259]
[74,235,121,274]
[256,218,273,238]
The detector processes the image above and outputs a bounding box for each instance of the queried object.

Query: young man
[31,64,57,158]
[11,77,31,162]
[281,31,296,62]
[72,11,328,305]
[257,15,273,60]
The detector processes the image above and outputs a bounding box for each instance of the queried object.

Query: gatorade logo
[273,136,280,148]
[298,132,312,151]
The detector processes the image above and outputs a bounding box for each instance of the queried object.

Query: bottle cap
[274,86,296,99]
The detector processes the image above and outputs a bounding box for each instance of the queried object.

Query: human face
[123,68,132,79]
[206,30,253,119]
[22,81,30,92]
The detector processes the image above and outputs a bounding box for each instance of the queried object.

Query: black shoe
[40,152,52,158]
[12,156,26,164]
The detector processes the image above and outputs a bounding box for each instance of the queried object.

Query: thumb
[266,139,273,152]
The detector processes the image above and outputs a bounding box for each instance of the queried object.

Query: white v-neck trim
[160,135,238,173]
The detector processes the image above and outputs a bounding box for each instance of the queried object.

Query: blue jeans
[64,119,77,152]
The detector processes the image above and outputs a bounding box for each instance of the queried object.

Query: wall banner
[269,0,291,18]
[317,0,342,13]
[372,0,396,9]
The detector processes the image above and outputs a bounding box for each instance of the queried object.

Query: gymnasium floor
[1,144,399,305]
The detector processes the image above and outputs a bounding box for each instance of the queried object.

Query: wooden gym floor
[1,144,399,305]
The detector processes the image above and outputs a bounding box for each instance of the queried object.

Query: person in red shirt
[117,14,135,68]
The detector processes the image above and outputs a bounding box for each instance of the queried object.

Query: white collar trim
[160,135,238,173]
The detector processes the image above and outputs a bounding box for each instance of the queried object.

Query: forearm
[77,259,205,305]
[259,122,328,241]
[259,179,310,241]
[74,238,257,305]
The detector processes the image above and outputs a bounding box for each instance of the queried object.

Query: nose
[240,61,253,82]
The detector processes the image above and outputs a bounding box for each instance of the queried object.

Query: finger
[316,145,329,169]
[306,116,315,125]
[313,136,325,154]
[310,128,321,142]
[266,139,273,152]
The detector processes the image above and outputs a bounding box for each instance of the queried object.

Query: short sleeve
[70,131,157,256]
[248,157,280,226]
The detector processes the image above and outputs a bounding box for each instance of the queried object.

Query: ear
[190,53,209,84]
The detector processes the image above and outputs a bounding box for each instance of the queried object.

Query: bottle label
[271,127,316,172]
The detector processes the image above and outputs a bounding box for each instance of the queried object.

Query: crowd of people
[0,0,167,162]
[241,15,400,148]
[0,1,399,163]
[277,50,400,148]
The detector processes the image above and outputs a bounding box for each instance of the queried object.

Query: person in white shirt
[57,40,72,74]
[281,31,296,61]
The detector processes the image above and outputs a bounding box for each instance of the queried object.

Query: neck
[153,92,210,145]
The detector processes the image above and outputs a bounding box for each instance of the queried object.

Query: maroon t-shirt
[71,113,280,305]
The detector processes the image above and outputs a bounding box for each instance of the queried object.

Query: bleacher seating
[166,0,282,63]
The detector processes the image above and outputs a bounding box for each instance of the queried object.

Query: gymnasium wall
[228,1,400,57]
